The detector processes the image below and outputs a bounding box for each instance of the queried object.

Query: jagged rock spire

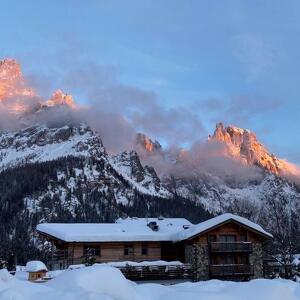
[209,122,299,176]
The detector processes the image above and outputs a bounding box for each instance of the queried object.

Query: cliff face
[209,122,299,176]
[0,59,34,101]
[135,133,162,153]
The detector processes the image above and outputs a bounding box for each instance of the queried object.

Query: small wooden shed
[25,261,48,281]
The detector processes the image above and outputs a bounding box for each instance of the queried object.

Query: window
[124,244,134,256]
[208,235,217,243]
[219,235,236,242]
[240,255,249,265]
[211,256,218,265]
[141,243,148,255]
[240,234,247,241]
[220,255,236,265]
[84,245,101,256]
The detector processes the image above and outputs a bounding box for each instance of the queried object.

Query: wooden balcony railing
[210,264,254,277]
[210,242,253,253]
[52,250,68,260]
[118,264,193,281]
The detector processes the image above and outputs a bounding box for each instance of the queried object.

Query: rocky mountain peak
[45,90,76,109]
[0,59,76,116]
[136,133,162,153]
[0,58,35,101]
[209,122,299,176]
[0,59,22,80]
[209,122,251,145]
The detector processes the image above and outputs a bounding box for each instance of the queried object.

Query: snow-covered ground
[1,265,300,300]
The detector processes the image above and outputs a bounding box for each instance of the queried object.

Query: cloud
[200,94,282,125]
[138,138,264,186]
[0,55,298,184]
[53,59,205,152]
[0,55,206,154]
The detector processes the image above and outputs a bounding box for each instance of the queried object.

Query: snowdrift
[1,265,300,300]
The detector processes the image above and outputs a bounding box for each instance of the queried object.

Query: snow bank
[0,268,51,300]
[103,260,183,267]
[0,269,14,284]
[47,265,141,300]
[2,266,300,300]
[136,279,300,300]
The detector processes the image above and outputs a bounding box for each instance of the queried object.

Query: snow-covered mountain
[110,150,169,197]
[133,122,300,220]
[0,57,300,264]
[0,120,168,198]
[0,123,102,171]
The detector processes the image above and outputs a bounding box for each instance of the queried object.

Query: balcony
[210,264,254,277]
[52,249,68,260]
[210,242,253,253]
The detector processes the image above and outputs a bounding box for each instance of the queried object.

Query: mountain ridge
[0,57,299,265]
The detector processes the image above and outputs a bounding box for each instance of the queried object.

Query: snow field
[1,265,300,300]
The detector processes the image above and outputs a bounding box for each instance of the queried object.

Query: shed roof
[25,261,48,272]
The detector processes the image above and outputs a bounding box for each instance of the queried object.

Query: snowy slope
[0,124,103,171]
[110,151,169,197]
[4,266,300,300]
[0,122,168,198]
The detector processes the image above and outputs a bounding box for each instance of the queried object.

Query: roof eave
[184,218,273,241]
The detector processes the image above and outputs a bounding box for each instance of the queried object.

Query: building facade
[37,214,272,281]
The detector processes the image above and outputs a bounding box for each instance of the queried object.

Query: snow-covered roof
[115,217,191,227]
[37,214,272,243]
[177,213,273,240]
[25,261,48,272]
[98,260,183,267]
[37,217,192,242]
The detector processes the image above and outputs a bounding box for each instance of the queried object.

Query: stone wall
[185,245,194,264]
[185,244,210,281]
[249,243,264,279]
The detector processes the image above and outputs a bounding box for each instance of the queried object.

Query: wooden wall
[28,271,47,281]
[187,221,266,245]
[67,241,162,263]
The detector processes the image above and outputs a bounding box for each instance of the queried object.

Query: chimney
[147,221,159,231]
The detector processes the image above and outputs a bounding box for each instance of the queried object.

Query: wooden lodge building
[37,213,273,281]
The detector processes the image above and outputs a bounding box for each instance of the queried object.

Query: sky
[0,0,300,163]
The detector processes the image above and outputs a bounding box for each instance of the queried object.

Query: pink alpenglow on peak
[0,58,35,101]
[46,90,77,109]
[135,133,162,153]
[0,58,78,115]
[209,122,300,177]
